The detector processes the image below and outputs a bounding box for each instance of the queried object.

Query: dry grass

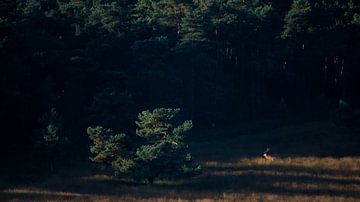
[1,120,360,201]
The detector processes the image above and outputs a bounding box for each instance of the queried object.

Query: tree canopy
[1,0,360,177]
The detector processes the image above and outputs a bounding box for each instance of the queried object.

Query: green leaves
[135,142,165,161]
[135,108,180,138]
[59,0,130,36]
[282,0,311,39]
[173,120,192,136]
[352,13,360,25]
[132,0,190,33]
[134,108,199,182]
[87,2,128,36]
[39,108,62,145]
[87,126,128,164]
[23,0,41,15]
[87,108,200,183]
[179,8,209,45]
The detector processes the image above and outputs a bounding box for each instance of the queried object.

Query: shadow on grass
[156,174,360,199]
[206,164,360,178]
[2,163,360,201]
[152,164,360,199]
[0,192,84,201]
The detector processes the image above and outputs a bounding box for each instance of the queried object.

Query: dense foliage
[1,0,360,176]
[88,108,200,183]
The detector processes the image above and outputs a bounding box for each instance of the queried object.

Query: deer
[263,147,275,161]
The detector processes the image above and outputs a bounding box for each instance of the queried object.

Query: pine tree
[39,108,62,147]
[38,108,63,172]
[86,1,129,37]
[87,126,134,175]
[179,8,209,46]
[132,0,190,37]
[133,108,200,184]
[87,108,200,184]
[282,0,311,39]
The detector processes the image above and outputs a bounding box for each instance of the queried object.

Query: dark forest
[1,0,360,201]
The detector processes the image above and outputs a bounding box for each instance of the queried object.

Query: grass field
[1,120,360,201]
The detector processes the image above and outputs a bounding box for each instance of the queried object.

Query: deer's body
[263,148,275,161]
[263,153,275,161]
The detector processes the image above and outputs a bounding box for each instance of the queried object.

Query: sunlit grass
[2,156,360,201]
[2,188,83,197]
[1,120,360,201]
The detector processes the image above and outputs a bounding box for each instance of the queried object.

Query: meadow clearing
[1,120,360,202]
